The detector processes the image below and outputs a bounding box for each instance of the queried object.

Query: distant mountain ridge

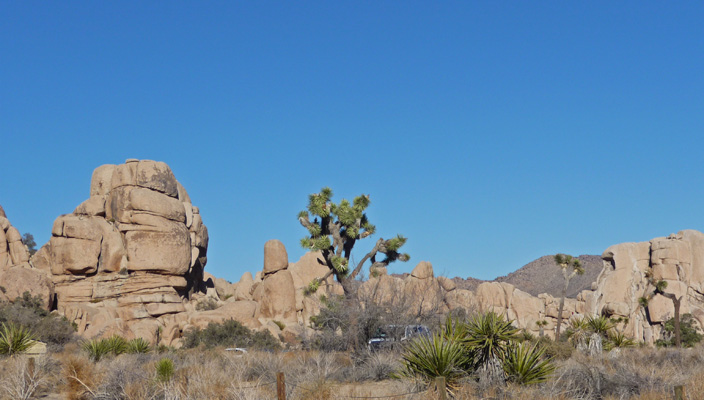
[452,254,603,298]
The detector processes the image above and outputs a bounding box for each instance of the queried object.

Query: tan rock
[263,240,288,274]
[125,223,190,275]
[74,196,106,217]
[9,240,29,265]
[90,164,116,196]
[0,266,55,310]
[51,237,100,274]
[0,218,9,233]
[135,160,179,198]
[411,261,434,279]
[438,276,456,291]
[5,226,21,243]
[257,270,297,322]
[235,272,254,301]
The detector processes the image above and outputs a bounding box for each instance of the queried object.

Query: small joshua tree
[554,254,584,340]
[640,272,683,347]
[298,187,410,296]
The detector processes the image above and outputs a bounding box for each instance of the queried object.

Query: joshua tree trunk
[555,273,571,341]
[661,293,683,348]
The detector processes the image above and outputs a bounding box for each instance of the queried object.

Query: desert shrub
[155,358,175,383]
[0,356,51,400]
[0,292,76,349]
[195,298,219,311]
[535,336,574,360]
[182,319,280,351]
[61,353,101,399]
[357,351,401,381]
[0,322,36,356]
[99,356,157,399]
[656,313,703,348]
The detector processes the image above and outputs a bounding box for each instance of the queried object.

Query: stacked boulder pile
[0,206,54,307]
[27,160,209,344]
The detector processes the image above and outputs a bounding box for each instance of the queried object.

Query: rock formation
[25,159,210,344]
[0,206,54,308]
[5,161,704,347]
[585,230,704,345]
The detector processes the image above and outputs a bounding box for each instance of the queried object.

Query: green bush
[0,322,36,356]
[656,314,703,348]
[183,319,280,351]
[0,292,76,349]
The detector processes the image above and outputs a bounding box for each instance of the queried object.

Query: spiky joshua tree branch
[554,254,584,341]
[298,187,410,296]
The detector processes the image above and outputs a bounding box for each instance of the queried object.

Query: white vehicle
[368,324,430,351]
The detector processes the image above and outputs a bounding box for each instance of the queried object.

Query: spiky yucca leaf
[399,332,466,394]
[606,331,636,350]
[503,342,555,385]
[83,338,112,362]
[127,338,152,354]
[155,358,175,383]
[586,315,614,335]
[0,323,36,356]
[464,311,520,369]
[104,335,128,356]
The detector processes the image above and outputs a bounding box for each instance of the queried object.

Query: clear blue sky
[1,2,703,282]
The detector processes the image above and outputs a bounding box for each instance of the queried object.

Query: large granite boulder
[28,160,209,344]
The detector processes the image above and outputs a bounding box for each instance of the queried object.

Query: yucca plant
[399,332,467,394]
[155,357,175,383]
[606,331,636,350]
[586,315,614,336]
[464,311,520,370]
[0,323,36,356]
[502,342,555,385]
[104,335,128,356]
[127,337,151,354]
[83,338,111,362]
[565,317,590,350]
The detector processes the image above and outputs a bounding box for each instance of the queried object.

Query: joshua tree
[554,254,584,340]
[298,187,410,296]
[640,272,683,347]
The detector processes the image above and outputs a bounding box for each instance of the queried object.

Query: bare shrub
[0,356,51,400]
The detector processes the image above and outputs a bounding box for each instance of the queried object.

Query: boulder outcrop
[0,205,31,271]
[25,160,210,345]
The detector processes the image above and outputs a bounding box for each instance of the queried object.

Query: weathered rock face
[588,230,704,345]
[0,206,31,271]
[28,160,209,345]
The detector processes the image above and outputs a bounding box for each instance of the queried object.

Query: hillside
[453,254,603,298]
